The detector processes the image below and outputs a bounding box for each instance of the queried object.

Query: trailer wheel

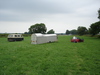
[8,39,13,42]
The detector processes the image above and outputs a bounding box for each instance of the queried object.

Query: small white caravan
[8,34,24,42]
[31,33,58,44]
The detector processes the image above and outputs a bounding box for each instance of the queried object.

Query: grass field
[0,35,100,75]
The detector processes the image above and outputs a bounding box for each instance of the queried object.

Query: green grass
[0,36,100,75]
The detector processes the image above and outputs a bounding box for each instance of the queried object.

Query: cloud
[0,0,100,33]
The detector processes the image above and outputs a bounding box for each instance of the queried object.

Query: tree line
[25,9,100,36]
[66,8,100,36]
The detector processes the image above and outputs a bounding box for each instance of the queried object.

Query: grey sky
[0,0,100,33]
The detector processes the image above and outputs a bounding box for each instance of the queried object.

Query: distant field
[0,36,100,75]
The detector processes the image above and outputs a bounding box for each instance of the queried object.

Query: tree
[24,32,28,34]
[29,23,47,34]
[89,21,100,36]
[98,8,100,20]
[65,30,70,35]
[77,26,87,35]
[47,29,55,34]
[70,29,77,35]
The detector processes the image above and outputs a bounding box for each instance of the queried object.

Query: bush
[0,34,8,38]
[22,34,31,37]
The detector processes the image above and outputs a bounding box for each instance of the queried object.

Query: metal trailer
[31,33,58,44]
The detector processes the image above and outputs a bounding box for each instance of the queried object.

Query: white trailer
[31,33,58,44]
[8,34,24,42]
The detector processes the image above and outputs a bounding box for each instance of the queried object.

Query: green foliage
[0,36,100,75]
[0,34,8,38]
[24,32,29,34]
[65,30,70,35]
[22,34,31,37]
[29,23,47,34]
[98,8,100,20]
[65,29,78,35]
[77,26,87,35]
[89,21,100,36]
[0,34,31,38]
[47,29,55,34]
[70,29,78,35]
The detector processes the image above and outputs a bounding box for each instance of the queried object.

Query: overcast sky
[0,0,100,33]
